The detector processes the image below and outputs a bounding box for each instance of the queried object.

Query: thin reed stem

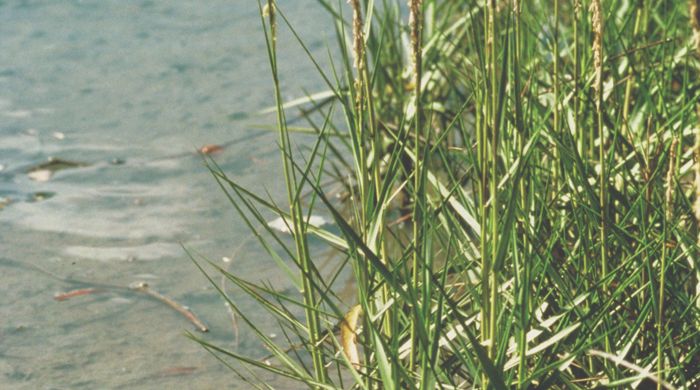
[513,1,529,386]
[487,0,499,364]
[591,0,613,367]
[657,138,677,389]
[692,1,700,297]
[553,0,560,191]
[408,0,423,371]
[262,0,327,382]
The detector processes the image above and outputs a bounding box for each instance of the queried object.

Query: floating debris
[27,192,55,202]
[198,144,223,155]
[52,131,65,140]
[30,157,87,171]
[19,258,209,332]
[129,281,209,332]
[109,158,126,165]
[28,169,52,182]
[27,157,88,181]
[0,197,11,209]
[54,288,99,301]
[267,215,331,234]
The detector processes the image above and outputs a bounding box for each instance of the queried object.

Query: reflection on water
[0,0,333,388]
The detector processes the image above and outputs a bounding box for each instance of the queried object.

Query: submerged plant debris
[26,157,89,182]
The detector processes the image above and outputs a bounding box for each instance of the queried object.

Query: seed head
[348,0,364,102]
[408,0,423,89]
[590,0,604,104]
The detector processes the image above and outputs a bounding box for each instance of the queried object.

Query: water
[0,1,333,388]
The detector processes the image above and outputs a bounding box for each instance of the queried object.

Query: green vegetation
[191,0,700,388]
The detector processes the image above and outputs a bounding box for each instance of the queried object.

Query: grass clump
[191,0,700,388]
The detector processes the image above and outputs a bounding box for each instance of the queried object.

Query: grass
[190,0,700,388]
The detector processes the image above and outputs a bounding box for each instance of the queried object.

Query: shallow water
[0,1,334,388]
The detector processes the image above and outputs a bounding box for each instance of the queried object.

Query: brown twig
[54,288,100,301]
[16,260,209,332]
[130,282,209,333]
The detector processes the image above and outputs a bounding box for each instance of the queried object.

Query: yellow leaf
[340,305,363,369]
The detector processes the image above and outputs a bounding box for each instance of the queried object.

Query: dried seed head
[348,0,364,73]
[691,1,700,52]
[348,0,364,104]
[590,0,604,104]
[265,0,276,44]
[665,138,678,221]
[691,0,700,31]
[408,0,423,88]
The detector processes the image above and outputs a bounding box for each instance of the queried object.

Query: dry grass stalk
[689,1,700,314]
[690,1,700,242]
